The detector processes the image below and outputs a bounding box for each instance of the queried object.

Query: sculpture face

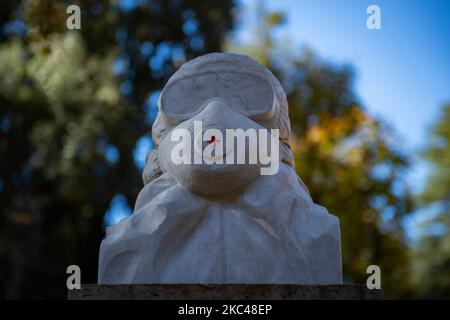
[157,71,283,195]
[158,98,266,196]
[98,53,343,285]
[155,59,286,196]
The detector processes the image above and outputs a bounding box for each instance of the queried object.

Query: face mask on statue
[154,64,289,196]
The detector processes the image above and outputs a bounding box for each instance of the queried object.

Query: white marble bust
[98,53,342,284]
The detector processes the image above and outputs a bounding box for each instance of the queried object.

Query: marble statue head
[144,53,296,195]
[98,53,343,284]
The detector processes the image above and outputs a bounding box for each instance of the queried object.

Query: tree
[1,0,419,299]
[0,0,235,298]
[226,5,414,297]
[414,103,450,298]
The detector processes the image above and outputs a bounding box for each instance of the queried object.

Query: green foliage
[413,104,450,298]
[421,104,450,205]
[0,0,235,298]
[24,0,67,39]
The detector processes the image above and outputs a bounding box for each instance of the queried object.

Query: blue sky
[233,0,450,241]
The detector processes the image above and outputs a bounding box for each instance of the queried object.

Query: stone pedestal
[68,284,382,300]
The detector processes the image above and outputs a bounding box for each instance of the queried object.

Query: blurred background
[0,0,449,299]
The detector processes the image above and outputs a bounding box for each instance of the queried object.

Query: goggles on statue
[159,71,277,121]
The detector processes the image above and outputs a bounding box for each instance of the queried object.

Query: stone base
[68,284,382,300]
